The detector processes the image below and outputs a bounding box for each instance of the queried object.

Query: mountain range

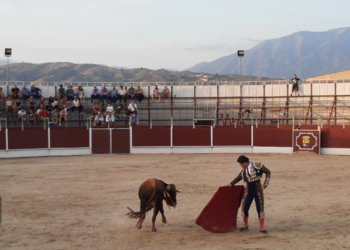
[186,27,350,79]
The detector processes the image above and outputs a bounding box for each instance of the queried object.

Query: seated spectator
[20,85,30,103]
[5,97,16,114]
[11,85,20,99]
[126,100,137,116]
[242,107,253,118]
[48,96,55,106]
[105,103,115,126]
[126,85,136,102]
[108,85,118,103]
[45,102,53,116]
[28,96,36,112]
[16,107,27,126]
[59,108,68,126]
[60,96,67,110]
[75,86,85,103]
[161,86,171,102]
[58,85,66,99]
[100,86,108,103]
[51,107,59,126]
[92,101,100,116]
[52,100,60,111]
[114,100,124,119]
[229,118,235,126]
[39,96,45,106]
[94,112,105,126]
[15,98,22,110]
[238,119,245,127]
[30,85,42,99]
[152,85,161,103]
[66,86,75,102]
[129,113,139,126]
[91,86,101,103]
[221,119,227,126]
[71,96,83,113]
[0,87,4,107]
[117,86,126,103]
[37,104,47,125]
[27,109,37,125]
[136,86,144,103]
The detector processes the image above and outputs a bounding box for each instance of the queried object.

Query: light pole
[237,50,244,81]
[5,48,12,95]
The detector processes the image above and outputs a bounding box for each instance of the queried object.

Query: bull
[127,178,180,232]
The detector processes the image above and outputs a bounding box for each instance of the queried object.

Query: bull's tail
[126,207,142,218]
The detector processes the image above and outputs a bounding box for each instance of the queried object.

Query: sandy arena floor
[1,153,350,250]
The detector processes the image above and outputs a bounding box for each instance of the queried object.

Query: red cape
[195,185,245,233]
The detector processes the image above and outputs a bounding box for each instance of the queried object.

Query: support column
[216,85,219,123]
[171,85,173,118]
[148,86,150,125]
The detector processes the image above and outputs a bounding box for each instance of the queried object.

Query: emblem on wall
[302,136,310,148]
[293,130,320,154]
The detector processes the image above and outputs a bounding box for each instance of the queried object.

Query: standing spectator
[114,100,124,119]
[152,85,161,103]
[94,112,105,126]
[75,86,85,103]
[290,74,301,96]
[30,85,42,99]
[71,96,83,113]
[59,108,68,126]
[126,100,137,116]
[108,85,118,103]
[135,86,144,103]
[5,97,16,114]
[28,96,36,112]
[91,86,101,103]
[0,87,4,107]
[105,103,115,126]
[242,107,253,118]
[60,96,67,110]
[92,101,100,116]
[20,85,30,103]
[11,85,20,99]
[126,85,136,102]
[27,109,37,125]
[100,86,108,103]
[129,113,139,126]
[117,86,126,103]
[58,85,66,99]
[66,86,75,102]
[51,107,59,126]
[229,118,235,126]
[16,107,27,126]
[161,86,171,102]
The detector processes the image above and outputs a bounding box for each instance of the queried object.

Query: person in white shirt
[152,85,161,103]
[126,100,137,116]
[94,112,105,126]
[105,102,115,125]
[16,108,27,126]
[117,86,126,103]
[71,96,83,113]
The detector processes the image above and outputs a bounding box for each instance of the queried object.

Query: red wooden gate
[91,128,130,154]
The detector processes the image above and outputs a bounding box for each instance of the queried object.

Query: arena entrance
[91,128,130,154]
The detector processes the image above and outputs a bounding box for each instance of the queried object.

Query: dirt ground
[1,153,350,250]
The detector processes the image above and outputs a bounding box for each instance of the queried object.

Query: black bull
[127,179,180,232]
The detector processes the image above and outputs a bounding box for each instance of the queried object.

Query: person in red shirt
[37,104,47,125]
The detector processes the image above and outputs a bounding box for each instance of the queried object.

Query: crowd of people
[220,107,253,127]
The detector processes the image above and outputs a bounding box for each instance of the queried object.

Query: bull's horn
[176,190,180,193]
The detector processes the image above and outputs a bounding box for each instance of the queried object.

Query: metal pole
[7,57,9,96]
[240,57,242,82]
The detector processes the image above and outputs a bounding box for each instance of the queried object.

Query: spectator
[135,86,144,103]
[126,85,136,102]
[242,107,253,118]
[51,107,59,126]
[16,107,27,126]
[161,86,171,102]
[229,118,235,126]
[126,100,137,116]
[114,100,124,119]
[92,101,100,116]
[105,103,115,126]
[11,85,20,99]
[27,109,37,125]
[129,113,139,126]
[94,112,105,126]
[5,97,16,114]
[48,96,55,107]
[58,85,66,99]
[71,96,83,113]
[52,100,60,111]
[152,85,161,103]
[290,74,301,96]
[30,85,42,99]
[75,86,85,103]
[37,104,47,125]
[45,101,53,116]
[221,119,227,126]
[91,86,101,103]
[108,85,118,103]
[20,85,30,103]
[15,98,21,113]
[59,108,68,126]
[238,119,245,127]
[66,86,75,102]
[60,96,67,110]
[117,86,126,103]
[100,86,108,103]
[297,125,301,130]
[39,96,45,106]
[28,96,36,112]
[0,87,4,107]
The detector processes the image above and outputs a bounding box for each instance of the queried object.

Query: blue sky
[1,0,350,70]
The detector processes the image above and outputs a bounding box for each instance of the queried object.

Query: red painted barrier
[8,128,48,149]
[132,126,170,146]
[213,126,251,146]
[321,126,350,148]
[254,125,292,147]
[173,126,210,146]
[92,130,110,154]
[0,130,5,150]
[112,129,130,153]
[50,127,89,148]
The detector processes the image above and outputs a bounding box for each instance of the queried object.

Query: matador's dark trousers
[241,180,265,218]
